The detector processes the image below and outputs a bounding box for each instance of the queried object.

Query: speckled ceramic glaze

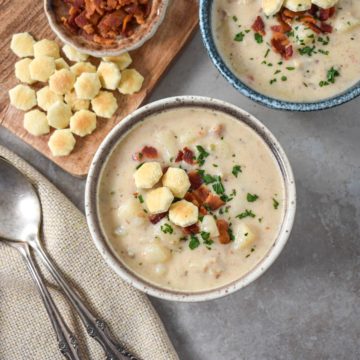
[199,0,360,111]
[85,96,296,302]
[44,0,169,57]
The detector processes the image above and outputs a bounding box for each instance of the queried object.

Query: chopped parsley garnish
[281,76,287,81]
[197,170,217,184]
[236,209,256,219]
[247,193,259,202]
[138,194,144,203]
[264,49,270,58]
[286,67,295,71]
[232,165,242,177]
[136,162,144,169]
[212,177,225,195]
[318,49,329,55]
[161,223,173,234]
[254,33,263,44]
[273,198,279,210]
[196,145,209,166]
[228,226,235,241]
[189,235,200,250]
[269,78,277,85]
[327,67,340,84]
[232,15,238,22]
[274,69,281,75]
[298,46,316,56]
[234,32,245,42]
[200,231,214,246]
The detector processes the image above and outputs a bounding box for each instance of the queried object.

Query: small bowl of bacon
[45,0,169,57]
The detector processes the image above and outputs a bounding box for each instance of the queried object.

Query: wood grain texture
[0,0,198,177]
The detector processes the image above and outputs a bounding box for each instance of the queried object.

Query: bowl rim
[85,95,296,302]
[199,0,360,112]
[44,0,169,57]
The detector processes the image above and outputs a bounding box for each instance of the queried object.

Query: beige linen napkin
[0,145,178,360]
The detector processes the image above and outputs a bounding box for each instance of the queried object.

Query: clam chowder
[98,107,285,292]
[213,0,360,102]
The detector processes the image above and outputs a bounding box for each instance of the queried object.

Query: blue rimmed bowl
[199,0,360,111]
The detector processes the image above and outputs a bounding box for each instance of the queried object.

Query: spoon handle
[16,243,81,360]
[33,244,138,360]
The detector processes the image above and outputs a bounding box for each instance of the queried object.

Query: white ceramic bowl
[85,96,296,301]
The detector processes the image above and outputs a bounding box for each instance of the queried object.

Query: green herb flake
[161,223,173,234]
[286,67,295,71]
[247,193,259,202]
[232,165,242,177]
[234,32,245,42]
[264,48,270,58]
[254,33,263,44]
[138,194,144,203]
[327,66,340,84]
[281,75,287,81]
[236,209,256,219]
[273,198,280,210]
[200,231,214,246]
[196,145,210,166]
[136,162,144,169]
[232,15,238,22]
[189,235,200,250]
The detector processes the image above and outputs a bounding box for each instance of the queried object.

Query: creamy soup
[213,0,360,102]
[98,107,285,292]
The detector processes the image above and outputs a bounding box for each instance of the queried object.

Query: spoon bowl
[0,156,41,243]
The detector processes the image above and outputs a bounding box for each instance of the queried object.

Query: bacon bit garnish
[305,22,322,34]
[251,16,266,35]
[318,6,336,21]
[271,34,293,60]
[203,193,225,211]
[216,219,231,244]
[175,150,184,162]
[148,212,167,224]
[184,192,200,207]
[183,147,195,165]
[183,223,200,235]
[199,206,208,216]
[284,9,305,18]
[299,14,317,25]
[320,22,333,33]
[141,146,158,159]
[308,4,319,16]
[192,185,210,204]
[188,171,203,190]
[62,0,150,44]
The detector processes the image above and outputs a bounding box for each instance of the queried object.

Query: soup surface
[98,107,285,292]
[213,0,360,102]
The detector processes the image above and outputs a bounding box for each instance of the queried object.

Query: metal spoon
[0,157,138,360]
[1,238,80,359]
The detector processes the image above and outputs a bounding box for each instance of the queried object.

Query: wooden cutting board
[0,0,198,177]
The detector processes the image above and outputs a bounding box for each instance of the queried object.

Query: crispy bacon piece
[308,4,319,16]
[203,193,225,211]
[283,9,305,18]
[183,147,195,165]
[251,16,266,35]
[188,171,203,190]
[320,22,333,33]
[272,14,292,33]
[193,185,210,204]
[306,22,322,34]
[148,212,167,224]
[299,14,317,25]
[318,7,336,21]
[141,146,158,159]
[216,219,231,244]
[271,33,293,60]
[184,192,200,207]
[183,223,200,235]
[175,150,184,162]
[199,206,208,216]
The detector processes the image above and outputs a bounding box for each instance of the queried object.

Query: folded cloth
[0,145,178,360]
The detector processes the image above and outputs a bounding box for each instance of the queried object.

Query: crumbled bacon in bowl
[61,0,152,45]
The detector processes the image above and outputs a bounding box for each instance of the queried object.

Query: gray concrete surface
[1,32,360,360]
